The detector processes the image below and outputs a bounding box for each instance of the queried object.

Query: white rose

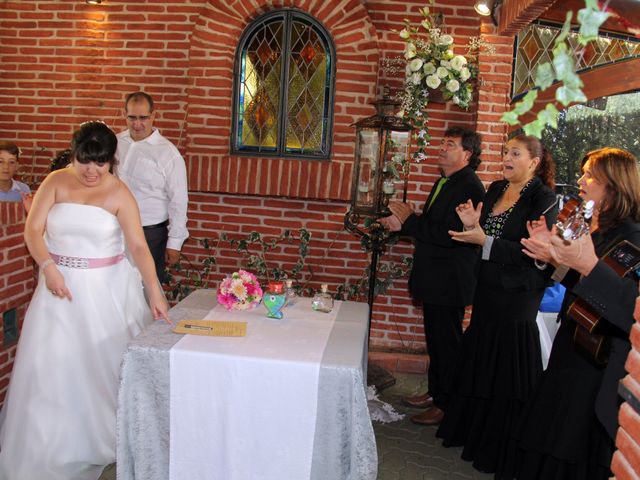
[436,66,449,78]
[440,60,451,69]
[404,42,416,60]
[409,58,424,72]
[399,29,410,40]
[437,34,454,46]
[446,79,460,92]
[405,64,413,77]
[452,95,461,105]
[422,62,436,75]
[450,55,467,71]
[460,67,471,81]
[411,72,422,85]
[426,74,441,89]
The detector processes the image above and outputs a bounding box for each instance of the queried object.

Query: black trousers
[423,303,465,409]
[143,225,168,282]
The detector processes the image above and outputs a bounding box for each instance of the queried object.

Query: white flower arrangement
[386,5,489,161]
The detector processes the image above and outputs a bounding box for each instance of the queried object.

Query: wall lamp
[86,0,103,4]
[474,0,492,16]
[474,0,503,26]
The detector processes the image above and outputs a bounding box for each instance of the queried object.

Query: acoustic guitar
[554,196,640,364]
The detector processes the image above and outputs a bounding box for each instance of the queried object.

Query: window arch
[231,9,336,159]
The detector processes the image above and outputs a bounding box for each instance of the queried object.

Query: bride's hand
[43,263,72,301]
[149,289,170,323]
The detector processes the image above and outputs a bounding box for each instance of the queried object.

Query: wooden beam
[498,0,557,36]
[513,58,640,127]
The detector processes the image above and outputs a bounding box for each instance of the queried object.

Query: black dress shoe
[402,393,434,409]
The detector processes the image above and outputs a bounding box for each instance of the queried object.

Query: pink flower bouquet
[217,270,263,310]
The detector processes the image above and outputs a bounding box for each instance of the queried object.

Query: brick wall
[0,0,500,358]
[0,202,34,403]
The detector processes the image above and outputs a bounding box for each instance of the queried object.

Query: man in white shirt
[116,92,189,280]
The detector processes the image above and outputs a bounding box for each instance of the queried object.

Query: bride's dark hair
[71,121,118,172]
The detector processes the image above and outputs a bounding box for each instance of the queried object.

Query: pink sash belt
[49,252,125,269]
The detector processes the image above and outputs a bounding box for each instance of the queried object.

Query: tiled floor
[99,372,491,480]
[374,373,492,480]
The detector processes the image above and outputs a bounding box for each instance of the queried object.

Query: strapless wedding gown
[0,203,152,480]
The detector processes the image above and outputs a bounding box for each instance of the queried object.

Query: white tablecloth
[117,290,377,480]
[169,300,340,480]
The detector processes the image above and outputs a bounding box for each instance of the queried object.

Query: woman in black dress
[436,134,557,474]
[515,147,640,479]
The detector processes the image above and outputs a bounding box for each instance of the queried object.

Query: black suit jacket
[566,218,640,440]
[401,165,485,306]
[478,177,557,292]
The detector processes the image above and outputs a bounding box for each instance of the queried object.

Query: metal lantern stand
[344,91,412,389]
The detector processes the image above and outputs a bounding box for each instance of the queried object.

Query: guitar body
[567,239,640,365]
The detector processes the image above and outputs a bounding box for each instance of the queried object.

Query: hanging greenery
[501,0,610,137]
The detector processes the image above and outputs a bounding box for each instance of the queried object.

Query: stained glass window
[232,10,335,159]
[513,23,640,99]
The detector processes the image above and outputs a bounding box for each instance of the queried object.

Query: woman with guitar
[436,134,557,474]
[515,147,640,479]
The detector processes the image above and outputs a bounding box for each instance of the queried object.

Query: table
[116,289,378,480]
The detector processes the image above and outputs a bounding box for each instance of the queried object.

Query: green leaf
[577,7,609,44]
[551,44,574,80]
[534,62,556,90]
[513,90,538,115]
[522,119,546,138]
[537,103,560,130]
[555,85,587,106]
[555,11,573,45]
[501,110,520,125]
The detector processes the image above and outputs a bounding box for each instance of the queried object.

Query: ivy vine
[501,0,610,137]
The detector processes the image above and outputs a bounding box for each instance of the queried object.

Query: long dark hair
[582,147,640,232]
[71,121,117,171]
[510,134,555,190]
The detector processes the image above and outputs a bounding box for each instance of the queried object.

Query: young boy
[0,142,30,202]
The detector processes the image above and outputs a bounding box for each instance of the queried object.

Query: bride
[0,121,168,480]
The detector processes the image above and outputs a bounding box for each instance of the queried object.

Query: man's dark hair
[444,126,482,170]
[124,91,154,112]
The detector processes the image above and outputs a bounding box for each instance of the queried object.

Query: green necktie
[427,177,448,211]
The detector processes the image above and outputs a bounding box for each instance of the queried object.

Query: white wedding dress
[0,203,152,480]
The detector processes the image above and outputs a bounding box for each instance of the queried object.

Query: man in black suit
[380,126,485,425]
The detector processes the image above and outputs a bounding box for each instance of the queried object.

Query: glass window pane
[237,19,284,152]
[284,18,330,156]
[233,11,334,158]
[513,24,640,98]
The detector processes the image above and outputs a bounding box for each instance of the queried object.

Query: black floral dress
[436,178,556,476]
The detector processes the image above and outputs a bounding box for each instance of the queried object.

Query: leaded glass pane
[513,24,640,98]
[238,19,283,152]
[285,19,329,155]
[233,10,334,158]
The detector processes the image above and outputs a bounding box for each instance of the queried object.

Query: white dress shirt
[116,129,189,251]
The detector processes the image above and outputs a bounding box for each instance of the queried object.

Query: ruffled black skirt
[436,278,545,474]
[506,319,613,480]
